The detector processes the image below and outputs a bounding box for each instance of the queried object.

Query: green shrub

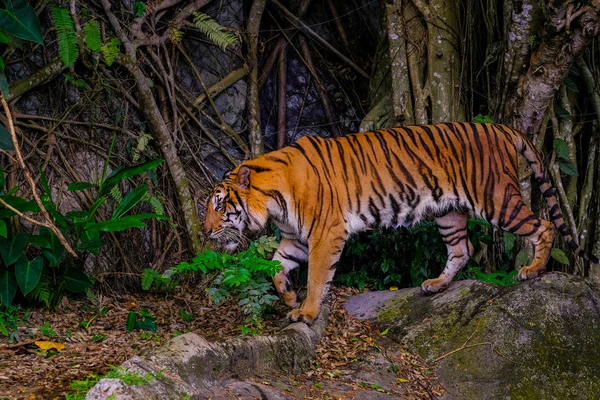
[0,153,166,307]
[144,236,281,324]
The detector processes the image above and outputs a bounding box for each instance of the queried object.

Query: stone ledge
[86,306,329,400]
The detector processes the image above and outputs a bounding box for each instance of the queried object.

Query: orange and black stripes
[204,122,599,324]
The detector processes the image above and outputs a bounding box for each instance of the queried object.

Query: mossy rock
[345,273,600,399]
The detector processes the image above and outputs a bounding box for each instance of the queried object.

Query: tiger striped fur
[203,122,599,324]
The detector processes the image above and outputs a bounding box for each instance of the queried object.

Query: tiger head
[203,165,268,247]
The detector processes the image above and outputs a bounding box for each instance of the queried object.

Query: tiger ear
[236,165,250,189]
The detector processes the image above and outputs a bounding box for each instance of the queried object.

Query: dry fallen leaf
[35,341,65,352]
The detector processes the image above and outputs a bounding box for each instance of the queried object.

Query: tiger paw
[287,308,318,325]
[517,265,545,281]
[421,278,449,294]
[280,291,300,309]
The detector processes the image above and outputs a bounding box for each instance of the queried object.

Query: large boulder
[345,272,600,399]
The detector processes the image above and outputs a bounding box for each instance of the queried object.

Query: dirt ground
[0,286,442,399]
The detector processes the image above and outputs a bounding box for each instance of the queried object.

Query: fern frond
[192,12,239,50]
[144,194,164,216]
[83,20,102,52]
[28,279,53,307]
[141,269,158,290]
[170,27,183,44]
[110,185,123,203]
[101,38,121,66]
[52,6,79,67]
[132,132,152,163]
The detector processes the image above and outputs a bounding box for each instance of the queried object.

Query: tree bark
[246,0,268,158]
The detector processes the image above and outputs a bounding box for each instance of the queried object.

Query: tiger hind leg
[421,211,474,293]
[499,201,554,280]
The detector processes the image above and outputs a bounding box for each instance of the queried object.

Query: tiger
[203,122,599,324]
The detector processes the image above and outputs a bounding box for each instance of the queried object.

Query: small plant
[126,309,157,333]
[178,309,193,322]
[39,321,57,337]
[171,236,281,323]
[0,305,20,342]
[69,366,157,397]
[472,114,494,123]
[92,333,106,342]
[237,325,261,336]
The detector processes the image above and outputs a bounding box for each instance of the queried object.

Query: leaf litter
[0,285,442,399]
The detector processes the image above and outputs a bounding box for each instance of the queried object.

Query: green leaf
[76,240,105,252]
[551,248,570,265]
[99,159,163,197]
[28,234,51,248]
[112,184,148,219]
[88,217,147,232]
[192,12,239,50]
[134,316,157,332]
[0,125,14,151]
[0,270,17,306]
[554,104,573,120]
[564,77,579,93]
[62,267,92,293]
[51,6,78,67]
[133,1,146,17]
[553,138,570,161]
[514,250,529,267]
[0,31,8,43]
[0,0,43,44]
[39,228,64,266]
[0,195,40,217]
[15,255,43,296]
[558,159,578,176]
[0,56,4,72]
[0,232,28,266]
[83,20,101,52]
[68,181,96,191]
[503,232,515,256]
[126,311,136,333]
[0,72,7,97]
[0,220,6,238]
[101,37,121,66]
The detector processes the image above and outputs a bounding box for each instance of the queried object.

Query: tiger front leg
[287,237,345,325]
[272,239,308,308]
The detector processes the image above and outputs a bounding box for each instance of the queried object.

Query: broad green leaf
[553,138,570,161]
[28,234,51,248]
[0,270,17,306]
[134,316,157,332]
[67,181,95,191]
[551,248,570,265]
[0,167,4,192]
[99,159,163,197]
[514,250,529,267]
[0,195,39,217]
[62,267,92,293]
[126,311,136,333]
[564,77,579,93]
[64,210,90,223]
[0,55,4,72]
[80,225,101,255]
[0,0,43,43]
[554,104,573,120]
[558,160,578,176]
[0,125,14,151]
[15,255,43,296]
[76,240,105,252]
[0,232,28,266]
[89,216,147,232]
[112,184,148,219]
[0,32,8,43]
[503,232,515,256]
[39,228,64,266]
[0,220,6,238]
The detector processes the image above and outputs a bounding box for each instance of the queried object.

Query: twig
[268,0,369,79]
[0,339,37,352]
[435,324,490,362]
[0,95,77,257]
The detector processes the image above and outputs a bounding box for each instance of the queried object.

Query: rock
[86,307,329,399]
[345,272,600,399]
